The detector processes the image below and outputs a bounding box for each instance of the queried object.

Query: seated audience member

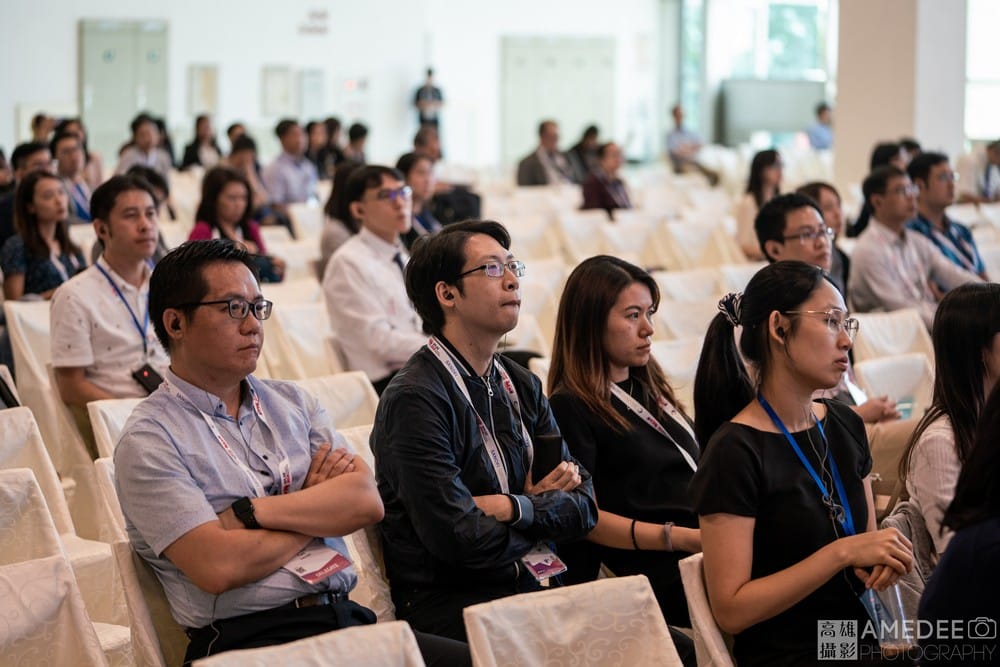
[899,137,922,162]
[226,122,246,147]
[189,167,285,283]
[413,125,442,162]
[547,256,699,662]
[848,166,981,328]
[795,181,849,296]
[343,122,369,165]
[734,149,782,260]
[114,239,469,666]
[581,142,632,218]
[51,175,169,455]
[226,135,270,214]
[318,117,345,178]
[1,170,84,300]
[322,166,426,394]
[898,283,1000,559]
[30,112,55,144]
[918,384,1000,663]
[52,130,92,223]
[0,149,12,194]
[116,113,173,179]
[55,118,105,191]
[91,166,171,264]
[319,162,362,269]
[665,104,719,186]
[180,114,221,170]
[567,125,599,182]
[0,141,52,248]
[261,119,317,215]
[517,120,576,186]
[907,151,988,280]
[304,121,327,176]
[805,102,833,150]
[956,139,1000,204]
[396,152,441,249]
[847,142,910,238]
[691,261,914,666]
[372,220,598,641]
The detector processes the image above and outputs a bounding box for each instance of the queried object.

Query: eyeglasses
[782,225,834,245]
[177,298,273,321]
[784,309,859,341]
[888,184,919,197]
[373,186,412,203]
[453,260,526,280]
[933,171,959,184]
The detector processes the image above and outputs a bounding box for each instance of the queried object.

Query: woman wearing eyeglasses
[691,261,914,666]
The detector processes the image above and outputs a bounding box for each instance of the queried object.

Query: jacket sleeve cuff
[508,494,534,530]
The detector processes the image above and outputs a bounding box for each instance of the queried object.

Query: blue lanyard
[757,394,856,537]
[94,263,149,357]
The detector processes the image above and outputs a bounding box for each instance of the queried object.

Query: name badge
[521,543,568,582]
[283,541,352,584]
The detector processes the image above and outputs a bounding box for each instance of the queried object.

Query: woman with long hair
[897,283,1000,557]
[918,383,1000,661]
[547,256,700,625]
[0,170,84,300]
[180,114,221,170]
[691,260,913,666]
[735,149,783,260]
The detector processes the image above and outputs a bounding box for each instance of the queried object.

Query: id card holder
[282,541,352,584]
[132,363,164,394]
[520,543,568,582]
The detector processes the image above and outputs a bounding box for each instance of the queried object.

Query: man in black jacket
[372,220,598,641]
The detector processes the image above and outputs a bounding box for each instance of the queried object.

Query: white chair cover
[650,338,704,417]
[852,309,934,364]
[854,353,934,422]
[661,221,743,269]
[516,256,567,348]
[555,210,608,264]
[0,363,20,403]
[0,555,109,667]
[193,621,425,667]
[267,239,322,282]
[463,575,682,667]
[527,357,550,396]
[0,468,63,564]
[503,214,562,261]
[88,398,143,460]
[261,277,323,306]
[655,299,720,341]
[295,372,380,429]
[263,302,337,380]
[652,269,725,303]
[678,553,736,667]
[287,202,324,241]
[717,262,767,293]
[0,408,128,627]
[111,540,188,667]
[501,312,549,358]
[94,458,127,544]
[977,242,1000,279]
[334,423,374,469]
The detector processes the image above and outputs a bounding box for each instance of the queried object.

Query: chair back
[0,468,63,564]
[296,372,380,430]
[94,458,127,543]
[88,398,144,459]
[650,337,704,417]
[852,309,934,364]
[854,353,934,422]
[678,553,736,666]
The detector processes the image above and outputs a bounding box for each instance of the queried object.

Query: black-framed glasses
[373,186,412,203]
[177,298,273,321]
[782,225,834,245]
[784,309,859,341]
[453,260,526,280]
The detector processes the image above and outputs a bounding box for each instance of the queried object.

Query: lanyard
[161,378,292,498]
[757,395,856,537]
[427,336,533,494]
[94,263,150,357]
[609,384,697,472]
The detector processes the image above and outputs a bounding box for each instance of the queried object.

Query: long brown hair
[14,170,80,259]
[548,255,681,431]
[195,166,254,241]
[899,282,1000,492]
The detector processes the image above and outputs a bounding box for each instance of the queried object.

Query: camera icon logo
[968,617,997,639]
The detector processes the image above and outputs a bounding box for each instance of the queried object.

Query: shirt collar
[96,255,152,292]
[165,367,252,419]
[357,226,404,261]
[869,217,908,243]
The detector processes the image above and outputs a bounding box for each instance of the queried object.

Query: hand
[525,461,581,495]
[216,506,242,530]
[304,444,356,488]
[853,396,900,424]
[853,564,901,592]
[840,528,913,582]
[270,256,286,279]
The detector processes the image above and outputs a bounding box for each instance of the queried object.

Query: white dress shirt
[322,227,427,382]
[847,218,981,328]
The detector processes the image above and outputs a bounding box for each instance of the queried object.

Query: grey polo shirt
[114,369,357,628]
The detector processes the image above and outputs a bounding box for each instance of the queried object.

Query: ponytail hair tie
[718,292,743,327]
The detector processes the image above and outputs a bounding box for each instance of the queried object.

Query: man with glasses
[322,165,427,394]
[51,175,169,456]
[755,194,915,490]
[371,220,597,641]
[907,151,989,281]
[849,166,981,329]
[51,130,91,223]
[115,239,470,665]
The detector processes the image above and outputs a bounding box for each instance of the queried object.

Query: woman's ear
[768,311,790,344]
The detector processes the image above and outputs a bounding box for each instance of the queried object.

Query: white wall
[3,0,663,168]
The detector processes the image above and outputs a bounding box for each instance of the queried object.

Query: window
[965,0,1000,140]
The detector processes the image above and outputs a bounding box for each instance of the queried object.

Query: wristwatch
[231,497,260,529]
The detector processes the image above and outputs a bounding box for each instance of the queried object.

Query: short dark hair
[274,119,299,138]
[31,113,50,131]
[862,165,907,202]
[90,175,158,223]
[149,240,259,352]
[10,142,50,171]
[50,130,79,157]
[226,122,245,138]
[395,152,431,178]
[348,123,368,143]
[596,142,617,160]
[130,112,157,136]
[324,117,342,136]
[405,220,511,335]
[869,142,902,170]
[125,165,169,199]
[413,126,437,148]
[538,120,556,138]
[815,102,830,117]
[582,125,599,140]
[907,151,949,185]
[754,193,823,262]
[899,137,922,154]
[230,134,257,155]
[342,165,404,212]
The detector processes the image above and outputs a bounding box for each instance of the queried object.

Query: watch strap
[232,496,260,529]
